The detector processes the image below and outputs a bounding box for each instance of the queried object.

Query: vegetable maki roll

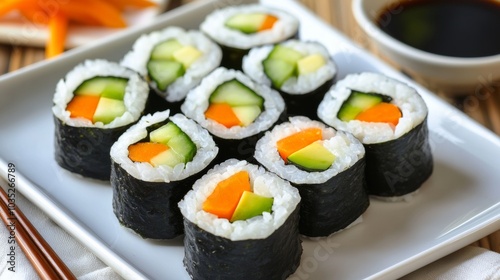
[254,116,368,237]
[110,110,218,239]
[52,59,148,180]
[181,67,285,162]
[243,40,337,119]
[179,159,302,280]
[200,4,299,69]
[317,72,433,200]
[121,27,222,114]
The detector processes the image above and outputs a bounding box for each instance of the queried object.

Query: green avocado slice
[288,141,335,172]
[230,191,274,222]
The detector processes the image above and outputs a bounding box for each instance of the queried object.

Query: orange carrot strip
[17,1,102,26]
[105,0,157,10]
[355,102,402,126]
[19,7,49,25]
[259,15,278,31]
[276,128,322,162]
[128,142,169,163]
[46,12,67,58]
[48,0,126,28]
[205,103,241,128]
[202,171,251,220]
[66,95,100,121]
[61,11,101,26]
[0,0,29,17]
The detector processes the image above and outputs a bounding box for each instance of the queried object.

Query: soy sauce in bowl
[377,0,500,58]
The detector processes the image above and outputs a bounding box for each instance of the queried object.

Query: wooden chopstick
[0,185,76,280]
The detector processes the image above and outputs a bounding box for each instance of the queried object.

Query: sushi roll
[200,4,299,69]
[121,27,222,114]
[243,40,337,119]
[181,67,285,162]
[52,59,149,180]
[110,110,218,239]
[254,116,368,237]
[317,72,433,200]
[179,159,302,280]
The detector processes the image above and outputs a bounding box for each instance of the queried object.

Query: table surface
[0,0,498,270]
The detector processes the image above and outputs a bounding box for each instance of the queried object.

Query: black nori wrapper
[278,77,334,120]
[53,116,130,180]
[218,32,299,70]
[111,161,199,239]
[144,89,174,115]
[212,135,261,165]
[364,118,433,197]
[183,206,302,280]
[294,158,369,237]
[210,109,287,164]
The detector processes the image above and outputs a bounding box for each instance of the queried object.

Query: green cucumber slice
[150,149,185,168]
[74,77,128,100]
[149,121,196,164]
[232,105,262,126]
[262,58,295,88]
[337,103,363,122]
[168,133,196,163]
[92,97,126,124]
[225,13,267,34]
[150,39,184,61]
[147,60,185,91]
[149,122,182,145]
[267,45,304,64]
[209,79,264,108]
[337,91,390,121]
[349,91,384,111]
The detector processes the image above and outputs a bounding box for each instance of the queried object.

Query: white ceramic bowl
[352,0,500,94]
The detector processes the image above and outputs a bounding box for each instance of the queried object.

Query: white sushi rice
[52,59,148,129]
[181,67,285,139]
[242,40,337,94]
[200,4,299,50]
[317,72,428,144]
[121,27,222,102]
[254,116,365,185]
[178,159,301,241]
[110,110,218,182]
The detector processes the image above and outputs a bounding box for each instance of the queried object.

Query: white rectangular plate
[0,0,168,48]
[1,0,499,279]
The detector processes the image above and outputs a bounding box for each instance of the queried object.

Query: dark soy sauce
[377,0,500,58]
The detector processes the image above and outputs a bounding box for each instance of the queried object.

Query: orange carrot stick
[202,171,251,220]
[0,0,29,17]
[205,103,241,128]
[66,95,100,121]
[105,0,157,10]
[276,128,322,162]
[54,0,126,28]
[46,12,67,58]
[259,15,278,31]
[355,102,402,126]
[60,11,100,26]
[128,142,169,163]
[19,7,49,25]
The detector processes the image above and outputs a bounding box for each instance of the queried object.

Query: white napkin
[0,191,123,280]
[401,246,500,280]
[1,191,499,280]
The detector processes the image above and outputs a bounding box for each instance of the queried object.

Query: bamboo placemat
[0,0,497,257]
